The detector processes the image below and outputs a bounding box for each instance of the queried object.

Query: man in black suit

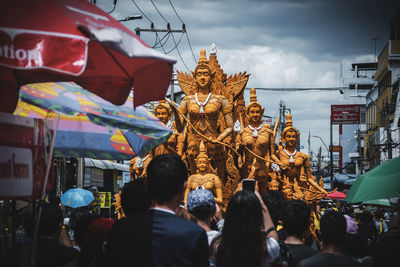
[105,154,209,267]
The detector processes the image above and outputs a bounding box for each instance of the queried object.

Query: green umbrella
[346,156,400,203]
[362,199,391,207]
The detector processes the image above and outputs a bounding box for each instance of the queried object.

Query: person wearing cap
[187,188,222,244]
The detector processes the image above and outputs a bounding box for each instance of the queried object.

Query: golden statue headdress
[282,113,299,137]
[194,49,212,74]
[177,46,250,101]
[246,88,263,111]
[196,140,209,160]
[155,100,171,114]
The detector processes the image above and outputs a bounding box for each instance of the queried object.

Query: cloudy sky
[97,0,400,157]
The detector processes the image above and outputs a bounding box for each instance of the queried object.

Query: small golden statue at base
[184,141,223,206]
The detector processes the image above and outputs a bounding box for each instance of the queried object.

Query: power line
[168,0,184,23]
[170,32,190,72]
[107,0,117,14]
[168,0,197,64]
[165,33,185,54]
[246,87,346,91]
[152,32,171,49]
[131,0,153,23]
[184,31,197,64]
[150,0,169,24]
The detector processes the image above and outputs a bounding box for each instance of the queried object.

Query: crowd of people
[6,154,400,267]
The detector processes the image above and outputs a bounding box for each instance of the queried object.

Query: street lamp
[311,135,330,182]
[311,135,329,153]
[118,15,143,22]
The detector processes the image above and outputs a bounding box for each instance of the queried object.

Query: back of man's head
[39,203,63,237]
[282,199,310,239]
[121,178,151,216]
[320,210,346,246]
[147,154,188,204]
[262,190,286,226]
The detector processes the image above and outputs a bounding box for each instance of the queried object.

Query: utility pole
[384,98,393,159]
[170,71,176,102]
[317,146,322,179]
[357,128,363,174]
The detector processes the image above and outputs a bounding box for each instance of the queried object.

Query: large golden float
[122,46,328,225]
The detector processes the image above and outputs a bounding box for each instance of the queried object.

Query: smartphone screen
[242,179,255,192]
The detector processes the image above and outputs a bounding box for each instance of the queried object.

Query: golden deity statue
[151,100,184,157]
[128,100,183,180]
[235,88,284,194]
[278,113,328,201]
[184,141,223,206]
[170,48,248,184]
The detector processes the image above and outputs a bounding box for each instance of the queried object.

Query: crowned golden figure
[235,88,284,194]
[277,114,328,245]
[151,100,184,157]
[184,141,223,206]
[170,47,248,188]
[278,113,328,200]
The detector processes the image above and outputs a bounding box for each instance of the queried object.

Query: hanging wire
[157,33,168,54]
[165,32,184,54]
[170,32,190,72]
[168,0,184,23]
[168,0,197,64]
[131,0,153,23]
[184,31,197,64]
[107,0,117,14]
[150,0,169,23]
[152,32,171,49]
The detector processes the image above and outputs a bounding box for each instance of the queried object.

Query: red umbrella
[0,0,176,113]
[325,190,347,200]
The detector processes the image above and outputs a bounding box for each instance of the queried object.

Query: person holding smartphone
[210,189,280,267]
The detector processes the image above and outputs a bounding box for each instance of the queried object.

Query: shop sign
[331,105,361,125]
[0,113,53,199]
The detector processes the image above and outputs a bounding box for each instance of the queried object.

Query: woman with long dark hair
[211,190,280,267]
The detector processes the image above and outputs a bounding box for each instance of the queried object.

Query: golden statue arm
[176,132,185,157]
[215,98,233,142]
[214,176,224,205]
[168,98,187,133]
[304,157,328,194]
[269,133,286,169]
[184,180,192,205]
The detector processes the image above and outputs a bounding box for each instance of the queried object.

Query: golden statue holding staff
[170,49,239,181]
[184,141,223,206]
[235,88,284,194]
[278,113,328,200]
